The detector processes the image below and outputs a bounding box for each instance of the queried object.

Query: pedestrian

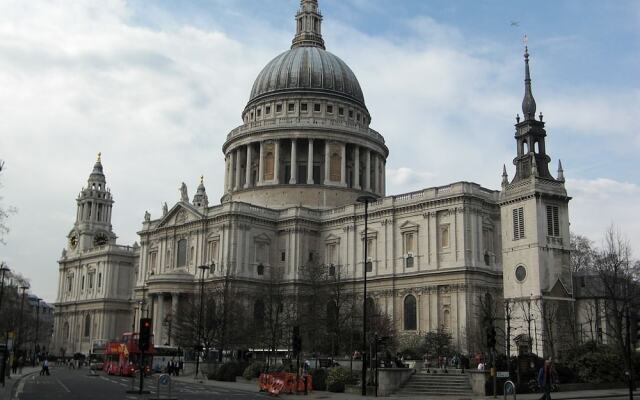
[18,356,24,374]
[40,359,50,376]
[167,359,173,375]
[178,359,183,376]
[537,359,552,400]
[302,360,310,395]
[12,356,18,374]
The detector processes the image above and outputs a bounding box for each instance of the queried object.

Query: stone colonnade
[143,292,181,346]
[225,138,385,195]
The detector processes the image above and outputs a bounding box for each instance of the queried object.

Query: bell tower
[500,46,572,358]
[67,153,116,252]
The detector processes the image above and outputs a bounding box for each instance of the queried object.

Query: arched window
[523,140,529,154]
[404,295,417,331]
[257,264,264,276]
[328,264,336,277]
[84,314,91,337]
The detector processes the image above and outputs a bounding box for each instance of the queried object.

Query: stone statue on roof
[180,182,189,202]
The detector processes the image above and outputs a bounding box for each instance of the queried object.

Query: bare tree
[325,264,357,357]
[297,260,329,355]
[593,226,639,381]
[0,159,17,244]
[571,232,595,273]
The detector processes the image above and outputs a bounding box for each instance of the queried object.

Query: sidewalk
[0,366,40,400]
[172,372,640,400]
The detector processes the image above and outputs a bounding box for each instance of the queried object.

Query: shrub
[311,368,327,391]
[243,361,266,380]
[563,343,631,383]
[211,362,241,382]
[326,367,356,393]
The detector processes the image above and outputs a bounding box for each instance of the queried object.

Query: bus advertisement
[104,332,154,377]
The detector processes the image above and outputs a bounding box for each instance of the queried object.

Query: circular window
[515,265,527,282]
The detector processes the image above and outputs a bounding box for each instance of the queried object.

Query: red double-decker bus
[104,332,155,376]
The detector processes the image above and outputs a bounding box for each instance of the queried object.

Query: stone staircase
[396,369,474,397]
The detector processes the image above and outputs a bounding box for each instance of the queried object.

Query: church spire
[522,43,537,121]
[291,0,325,49]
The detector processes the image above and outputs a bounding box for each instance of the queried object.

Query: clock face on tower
[93,233,108,247]
[69,234,78,249]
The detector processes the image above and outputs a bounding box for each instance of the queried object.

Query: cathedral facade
[52,0,572,359]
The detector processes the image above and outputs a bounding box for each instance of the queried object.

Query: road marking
[55,378,71,393]
[13,378,26,399]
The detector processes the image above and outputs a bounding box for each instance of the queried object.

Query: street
[14,367,269,400]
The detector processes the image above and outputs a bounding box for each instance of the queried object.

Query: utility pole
[32,298,41,367]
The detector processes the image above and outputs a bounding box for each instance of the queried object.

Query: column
[244,144,252,189]
[289,139,297,184]
[234,148,242,191]
[374,153,380,195]
[382,159,386,195]
[365,149,371,191]
[340,142,347,186]
[274,139,281,184]
[354,146,360,189]
[324,141,330,184]
[171,293,179,345]
[223,154,229,192]
[156,293,165,345]
[307,139,314,184]
[258,141,264,185]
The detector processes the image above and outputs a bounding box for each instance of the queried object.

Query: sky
[0,0,638,302]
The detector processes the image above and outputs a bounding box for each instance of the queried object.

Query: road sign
[159,374,170,386]
[497,371,510,378]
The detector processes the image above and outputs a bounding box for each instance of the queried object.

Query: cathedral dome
[248,46,366,107]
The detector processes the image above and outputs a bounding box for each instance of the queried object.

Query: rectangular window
[314,103,321,112]
[366,259,373,272]
[276,104,283,113]
[513,207,525,240]
[177,239,187,267]
[208,241,218,263]
[301,103,308,112]
[89,273,94,289]
[256,109,261,117]
[308,252,314,262]
[67,275,73,292]
[288,103,295,112]
[98,273,102,288]
[327,105,334,114]
[405,233,415,254]
[338,107,344,116]
[265,106,271,115]
[81,275,85,290]
[348,110,354,118]
[547,205,560,237]
[281,251,286,262]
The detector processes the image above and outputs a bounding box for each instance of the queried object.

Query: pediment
[254,232,271,243]
[359,228,378,239]
[399,220,419,232]
[156,202,203,228]
[325,233,341,243]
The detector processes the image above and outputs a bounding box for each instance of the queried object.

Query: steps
[396,369,473,397]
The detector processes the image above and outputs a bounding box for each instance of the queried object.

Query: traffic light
[139,318,152,351]
[486,326,497,349]
[292,326,302,356]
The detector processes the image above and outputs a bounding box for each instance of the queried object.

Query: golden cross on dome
[523,34,528,48]
[200,175,204,185]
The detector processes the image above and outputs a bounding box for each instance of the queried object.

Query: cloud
[567,178,640,253]
[0,1,637,301]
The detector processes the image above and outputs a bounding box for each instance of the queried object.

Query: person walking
[537,359,553,400]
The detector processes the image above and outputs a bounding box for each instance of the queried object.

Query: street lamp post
[32,298,41,367]
[0,263,10,315]
[16,285,29,360]
[194,262,213,380]
[356,194,377,396]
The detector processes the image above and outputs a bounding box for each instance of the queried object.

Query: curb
[9,370,40,400]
